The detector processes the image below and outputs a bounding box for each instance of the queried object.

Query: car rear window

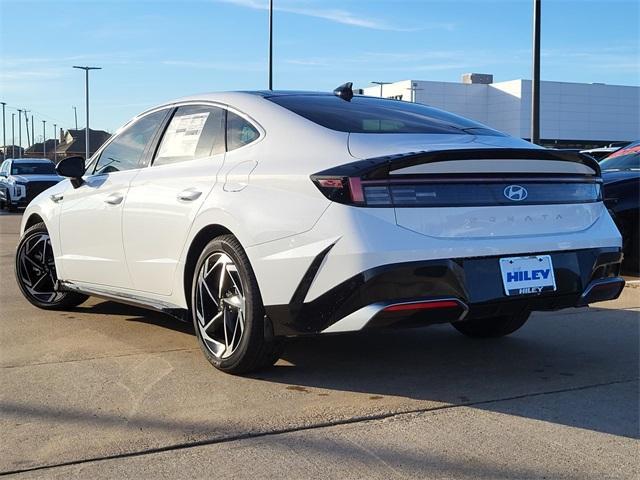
[11,162,56,175]
[267,95,504,135]
[600,142,640,170]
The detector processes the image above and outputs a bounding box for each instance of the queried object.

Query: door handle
[177,188,202,202]
[104,193,124,205]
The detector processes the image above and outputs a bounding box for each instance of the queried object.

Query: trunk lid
[313,143,603,239]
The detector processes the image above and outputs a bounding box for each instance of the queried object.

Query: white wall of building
[362,78,640,143]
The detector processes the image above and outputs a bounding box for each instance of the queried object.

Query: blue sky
[1,0,638,136]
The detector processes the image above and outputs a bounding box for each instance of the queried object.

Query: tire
[452,312,530,338]
[622,218,639,275]
[15,222,88,309]
[7,195,17,212]
[191,234,283,374]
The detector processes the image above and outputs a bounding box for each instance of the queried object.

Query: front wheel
[191,234,283,374]
[452,312,530,338]
[15,222,88,309]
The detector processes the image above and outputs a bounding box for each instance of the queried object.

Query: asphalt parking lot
[0,211,638,479]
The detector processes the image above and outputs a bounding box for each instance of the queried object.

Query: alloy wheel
[195,252,246,359]
[17,232,64,304]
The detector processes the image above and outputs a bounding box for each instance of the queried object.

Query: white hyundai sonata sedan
[15,84,625,374]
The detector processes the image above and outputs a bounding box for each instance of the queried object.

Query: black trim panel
[264,247,622,336]
[58,281,189,322]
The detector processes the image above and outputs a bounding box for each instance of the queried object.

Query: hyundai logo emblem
[504,185,528,201]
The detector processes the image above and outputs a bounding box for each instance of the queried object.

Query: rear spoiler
[316,148,601,180]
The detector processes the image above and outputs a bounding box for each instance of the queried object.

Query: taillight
[311,176,366,205]
[311,175,602,208]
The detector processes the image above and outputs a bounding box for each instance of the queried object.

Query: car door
[58,109,170,288]
[122,104,226,295]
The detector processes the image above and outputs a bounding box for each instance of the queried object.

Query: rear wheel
[191,234,283,374]
[622,216,639,274]
[15,222,88,309]
[452,312,530,338]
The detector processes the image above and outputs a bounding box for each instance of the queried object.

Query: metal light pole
[42,120,47,159]
[31,115,35,146]
[73,66,101,160]
[17,109,22,158]
[11,114,15,158]
[371,81,391,98]
[1,102,6,150]
[406,82,423,103]
[53,123,57,162]
[24,110,32,148]
[72,106,78,130]
[531,0,541,144]
[268,0,273,90]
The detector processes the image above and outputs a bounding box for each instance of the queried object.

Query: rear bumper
[265,247,624,336]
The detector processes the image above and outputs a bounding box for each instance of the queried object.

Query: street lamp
[1,102,6,151]
[531,0,541,144]
[11,113,15,158]
[17,109,22,158]
[268,0,273,90]
[73,66,102,161]
[42,120,47,159]
[406,82,423,103]
[371,81,391,98]
[53,123,57,163]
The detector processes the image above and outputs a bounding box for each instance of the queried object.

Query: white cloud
[161,59,264,71]
[215,0,451,31]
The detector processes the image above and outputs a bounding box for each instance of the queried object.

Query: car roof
[135,90,349,126]
[244,90,339,98]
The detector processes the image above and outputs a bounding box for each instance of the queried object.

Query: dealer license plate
[499,255,557,296]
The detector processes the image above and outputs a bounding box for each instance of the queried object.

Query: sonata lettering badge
[499,255,556,296]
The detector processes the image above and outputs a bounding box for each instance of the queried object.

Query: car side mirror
[56,156,85,188]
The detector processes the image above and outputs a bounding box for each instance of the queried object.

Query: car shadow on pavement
[69,300,195,335]
[61,300,639,439]
[259,308,640,439]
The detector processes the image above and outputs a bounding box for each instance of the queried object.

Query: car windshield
[600,142,640,170]
[11,162,57,175]
[267,94,505,136]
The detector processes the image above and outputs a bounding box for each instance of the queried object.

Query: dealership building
[360,74,640,148]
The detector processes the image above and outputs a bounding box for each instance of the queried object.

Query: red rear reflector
[317,178,344,188]
[384,300,460,312]
[348,177,365,203]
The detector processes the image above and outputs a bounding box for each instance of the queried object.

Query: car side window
[93,110,168,175]
[0,161,8,176]
[153,105,225,167]
[226,111,259,151]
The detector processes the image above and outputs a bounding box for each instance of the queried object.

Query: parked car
[581,145,624,161]
[601,141,640,273]
[14,86,625,374]
[0,158,63,212]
